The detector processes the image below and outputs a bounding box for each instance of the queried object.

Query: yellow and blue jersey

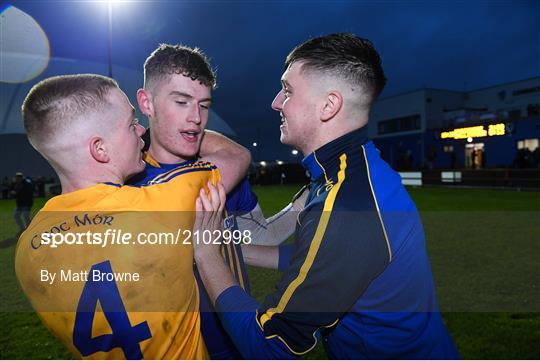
[213,127,459,359]
[15,161,220,359]
[128,153,257,359]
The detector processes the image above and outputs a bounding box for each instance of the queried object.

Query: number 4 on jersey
[73,260,152,359]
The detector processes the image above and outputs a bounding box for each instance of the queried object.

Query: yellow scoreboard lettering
[441,123,506,140]
[488,123,505,136]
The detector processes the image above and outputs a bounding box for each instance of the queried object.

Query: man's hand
[193,181,226,259]
[192,181,238,304]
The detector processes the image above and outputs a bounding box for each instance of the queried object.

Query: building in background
[370,76,540,170]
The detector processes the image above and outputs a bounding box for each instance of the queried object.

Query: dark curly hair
[144,44,216,90]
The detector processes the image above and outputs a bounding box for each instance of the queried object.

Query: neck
[58,170,124,194]
[304,118,369,157]
[148,143,189,164]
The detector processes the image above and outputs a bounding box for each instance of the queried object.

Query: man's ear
[320,91,343,122]
[89,137,110,163]
[136,88,154,117]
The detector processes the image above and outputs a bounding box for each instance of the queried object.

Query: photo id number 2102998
[184,229,252,245]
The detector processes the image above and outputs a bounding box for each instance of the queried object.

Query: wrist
[194,244,220,263]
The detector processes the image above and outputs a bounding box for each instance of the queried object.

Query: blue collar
[301,153,323,181]
[144,152,194,170]
[101,182,121,187]
[301,126,369,181]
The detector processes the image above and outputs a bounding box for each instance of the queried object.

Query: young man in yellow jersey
[131,44,307,359]
[14,74,236,359]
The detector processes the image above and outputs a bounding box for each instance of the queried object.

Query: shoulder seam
[361,144,392,262]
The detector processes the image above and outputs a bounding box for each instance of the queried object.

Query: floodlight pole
[107,1,113,78]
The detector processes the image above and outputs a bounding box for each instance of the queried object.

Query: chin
[178,151,198,161]
[176,145,200,160]
[280,134,291,146]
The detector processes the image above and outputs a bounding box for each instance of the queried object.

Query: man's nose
[188,104,202,124]
[271,90,284,112]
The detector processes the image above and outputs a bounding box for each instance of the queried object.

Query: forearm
[194,248,238,304]
[237,203,296,246]
[198,130,251,192]
[215,286,295,359]
[192,182,293,358]
[240,244,279,269]
[194,250,294,358]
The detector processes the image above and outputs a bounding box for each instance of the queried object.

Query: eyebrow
[169,91,212,103]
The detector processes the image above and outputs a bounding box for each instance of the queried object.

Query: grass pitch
[1,185,539,359]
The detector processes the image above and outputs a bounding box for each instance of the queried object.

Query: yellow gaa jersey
[15,161,220,360]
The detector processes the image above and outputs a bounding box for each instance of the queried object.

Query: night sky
[7,0,540,160]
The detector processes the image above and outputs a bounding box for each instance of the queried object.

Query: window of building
[443,145,454,153]
[378,114,421,135]
[517,139,539,151]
